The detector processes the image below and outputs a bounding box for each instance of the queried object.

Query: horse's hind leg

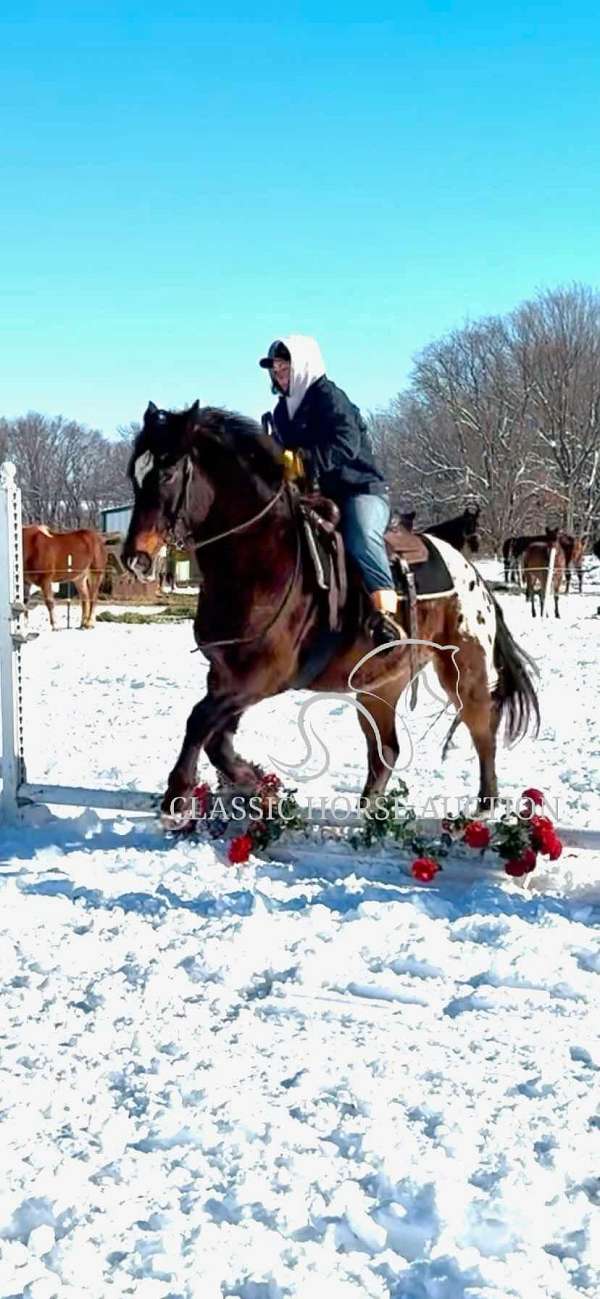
[433,644,499,812]
[356,675,406,797]
[75,575,91,628]
[87,571,103,628]
[40,577,56,630]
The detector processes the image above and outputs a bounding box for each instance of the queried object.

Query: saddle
[297,492,447,636]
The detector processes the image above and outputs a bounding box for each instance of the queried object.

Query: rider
[259,334,404,648]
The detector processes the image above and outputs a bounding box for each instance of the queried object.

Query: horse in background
[565,537,585,594]
[424,504,480,554]
[390,506,480,553]
[522,530,566,618]
[23,525,107,629]
[504,530,577,587]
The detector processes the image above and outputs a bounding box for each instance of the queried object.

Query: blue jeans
[341,493,395,593]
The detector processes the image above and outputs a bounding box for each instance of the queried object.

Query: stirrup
[368,611,406,649]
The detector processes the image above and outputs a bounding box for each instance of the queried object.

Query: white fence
[0,462,157,822]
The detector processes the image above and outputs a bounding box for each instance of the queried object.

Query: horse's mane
[136,404,284,490]
[191,407,283,487]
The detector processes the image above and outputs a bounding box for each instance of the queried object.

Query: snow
[1,574,599,1298]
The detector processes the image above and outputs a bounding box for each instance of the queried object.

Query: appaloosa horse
[123,403,538,817]
[23,525,107,629]
[522,530,566,618]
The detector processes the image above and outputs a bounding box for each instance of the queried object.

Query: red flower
[258,772,283,794]
[411,856,440,883]
[521,787,544,808]
[519,847,538,873]
[227,833,253,865]
[545,834,563,861]
[529,815,556,853]
[504,858,529,877]
[463,820,492,850]
[192,782,211,816]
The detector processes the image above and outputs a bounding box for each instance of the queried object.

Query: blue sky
[2,1,600,436]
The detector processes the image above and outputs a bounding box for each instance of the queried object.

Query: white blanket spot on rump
[134,450,155,487]
[423,533,498,690]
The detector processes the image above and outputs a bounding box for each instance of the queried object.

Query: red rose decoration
[258,772,283,794]
[505,858,529,877]
[529,815,556,853]
[463,820,492,850]
[546,835,563,861]
[519,847,537,873]
[411,856,440,883]
[192,782,211,816]
[227,833,253,865]
[521,787,544,808]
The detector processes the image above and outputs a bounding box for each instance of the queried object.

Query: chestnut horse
[23,525,107,629]
[522,531,566,618]
[123,403,539,817]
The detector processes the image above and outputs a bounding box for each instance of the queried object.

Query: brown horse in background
[23,525,107,629]
[565,537,585,594]
[522,530,566,618]
[122,402,539,818]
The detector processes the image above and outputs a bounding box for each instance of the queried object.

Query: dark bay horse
[391,506,480,554]
[423,505,480,554]
[522,531,566,618]
[23,525,107,629]
[123,403,538,817]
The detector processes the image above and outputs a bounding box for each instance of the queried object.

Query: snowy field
[1,563,599,1298]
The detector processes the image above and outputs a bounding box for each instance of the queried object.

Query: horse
[22,525,107,629]
[503,530,575,586]
[122,402,539,819]
[565,537,585,594]
[522,530,566,618]
[423,505,480,554]
[594,538,600,561]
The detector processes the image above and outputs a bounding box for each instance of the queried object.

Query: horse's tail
[492,596,540,742]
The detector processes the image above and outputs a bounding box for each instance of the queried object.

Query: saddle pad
[392,533,455,599]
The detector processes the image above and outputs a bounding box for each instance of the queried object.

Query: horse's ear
[186,400,200,424]
[146,400,158,415]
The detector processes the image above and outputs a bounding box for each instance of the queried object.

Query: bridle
[165,454,303,650]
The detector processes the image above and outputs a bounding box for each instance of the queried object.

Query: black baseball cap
[259,340,291,368]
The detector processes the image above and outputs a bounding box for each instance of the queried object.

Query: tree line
[368,283,600,550]
[2,284,600,549]
[0,414,132,528]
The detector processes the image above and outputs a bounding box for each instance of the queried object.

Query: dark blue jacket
[271,376,387,502]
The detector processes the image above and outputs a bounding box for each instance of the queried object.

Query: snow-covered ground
[1,571,599,1298]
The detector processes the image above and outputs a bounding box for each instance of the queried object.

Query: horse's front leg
[162,692,259,816]
[205,711,264,789]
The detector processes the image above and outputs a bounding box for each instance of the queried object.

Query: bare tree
[510,284,600,535]
[1,412,131,527]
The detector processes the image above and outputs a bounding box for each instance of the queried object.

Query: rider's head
[259,340,291,395]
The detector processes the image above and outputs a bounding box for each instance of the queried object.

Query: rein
[184,473,303,651]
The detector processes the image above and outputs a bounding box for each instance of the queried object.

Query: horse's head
[123,400,212,580]
[123,400,282,581]
[463,504,480,554]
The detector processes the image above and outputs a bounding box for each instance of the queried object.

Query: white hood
[279,334,326,419]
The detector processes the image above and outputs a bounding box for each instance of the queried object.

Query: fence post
[0,462,26,822]
[542,543,557,618]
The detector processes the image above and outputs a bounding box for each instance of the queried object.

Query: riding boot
[367,589,407,649]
